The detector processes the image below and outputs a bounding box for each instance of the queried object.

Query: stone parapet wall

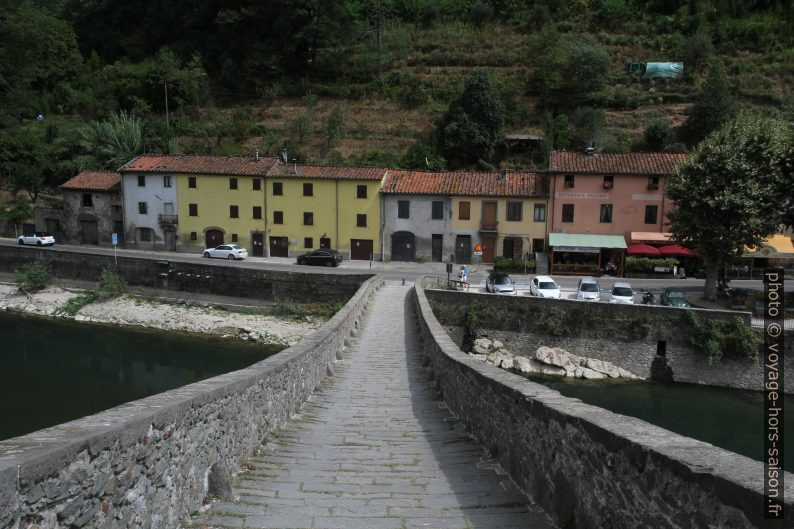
[424,288,793,393]
[0,245,372,302]
[412,280,794,529]
[0,276,383,529]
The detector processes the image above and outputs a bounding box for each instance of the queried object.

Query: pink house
[546,150,687,275]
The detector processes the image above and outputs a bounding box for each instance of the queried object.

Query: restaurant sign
[555,192,609,199]
[554,246,599,253]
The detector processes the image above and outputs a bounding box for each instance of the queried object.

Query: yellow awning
[742,234,794,258]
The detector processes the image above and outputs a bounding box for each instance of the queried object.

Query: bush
[624,256,679,273]
[643,120,673,151]
[15,259,53,292]
[493,256,536,274]
[98,267,127,299]
[683,311,760,364]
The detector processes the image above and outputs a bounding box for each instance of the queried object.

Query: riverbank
[0,282,323,347]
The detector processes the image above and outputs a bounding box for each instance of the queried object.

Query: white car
[576,277,601,301]
[530,275,561,298]
[18,232,55,246]
[203,244,248,260]
[610,282,635,304]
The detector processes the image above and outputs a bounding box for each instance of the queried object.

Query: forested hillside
[1,0,792,198]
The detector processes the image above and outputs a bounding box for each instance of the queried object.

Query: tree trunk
[704,258,719,301]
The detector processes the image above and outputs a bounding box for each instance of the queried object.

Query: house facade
[35,171,123,246]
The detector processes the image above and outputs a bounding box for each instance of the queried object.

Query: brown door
[269,236,289,257]
[482,202,497,230]
[481,235,496,263]
[351,239,373,260]
[252,233,264,257]
[320,237,331,249]
[503,238,523,259]
[205,229,224,248]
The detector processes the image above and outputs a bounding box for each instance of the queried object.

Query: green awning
[549,233,627,251]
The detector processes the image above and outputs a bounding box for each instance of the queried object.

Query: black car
[296,249,343,267]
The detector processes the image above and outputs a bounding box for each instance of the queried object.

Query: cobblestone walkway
[194,283,553,529]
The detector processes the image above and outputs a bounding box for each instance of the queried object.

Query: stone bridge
[1,276,791,529]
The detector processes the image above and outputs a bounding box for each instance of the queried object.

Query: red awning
[659,244,696,258]
[627,243,662,257]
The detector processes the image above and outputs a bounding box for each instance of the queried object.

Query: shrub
[493,256,536,274]
[643,120,673,151]
[624,256,679,273]
[683,311,760,364]
[98,267,128,299]
[15,259,53,292]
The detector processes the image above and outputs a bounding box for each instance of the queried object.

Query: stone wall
[424,288,793,393]
[0,245,372,302]
[412,281,794,529]
[0,275,383,529]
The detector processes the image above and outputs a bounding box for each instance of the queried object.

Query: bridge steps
[192,282,554,529]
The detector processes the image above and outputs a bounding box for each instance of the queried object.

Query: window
[253,178,261,190]
[564,174,575,188]
[431,201,443,220]
[112,205,121,214]
[138,202,148,214]
[603,175,613,189]
[274,211,283,224]
[188,176,196,188]
[82,194,93,208]
[645,205,658,225]
[273,182,283,195]
[230,205,239,218]
[506,201,522,221]
[189,203,198,216]
[190,232,197,241]
[459,201,470,220]
[600,204,613,223]
[163,175,171,188]
[303,183,313,196]
[304,237,313,248]
[356,214,367,227]
[231,234,238,242]
[139,229,151,241]
[229,178,238,190]
[397,200,409,219]
[138,175,145,187]
[561,204,574,223]
[357,185,367,199]
[303,212,313,225]
[252,206,262,219]
[533,204,546,222]
[648,176,660,190]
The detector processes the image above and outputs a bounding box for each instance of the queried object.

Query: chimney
[292,159,297,174]
[254,150,260,161]
[500,169,507,181]
[281,148,288,164]
[585,146,595,157]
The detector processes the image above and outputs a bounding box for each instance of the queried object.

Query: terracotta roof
[381,170,547,197]
[549,151,687,175]
[267,163,388,180]
[118,155,277,176]
[60,171,121,191]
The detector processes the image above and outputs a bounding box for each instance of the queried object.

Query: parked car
[576,277,601,301]
[203,244,248,260]
[610,282,635,304]
[530,275,561,298]
[660,287,691,308]
[296,249,343,267]
[486,271,516,295]
[17,232,55,246]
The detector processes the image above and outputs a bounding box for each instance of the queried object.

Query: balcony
[480,221,498,232]
[158,214,178,225]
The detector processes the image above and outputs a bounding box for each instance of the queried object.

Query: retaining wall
[0,275,383,529]
[424,288,793,393]
[0,245,372,302]
[412,280,794,529]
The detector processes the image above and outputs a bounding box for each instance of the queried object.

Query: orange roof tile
[118,155,277,176]
[549,151,687,175]
[381,170,547,197]
[267,163,388,180]
[60,171,121,191]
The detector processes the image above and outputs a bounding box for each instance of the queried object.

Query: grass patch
[57,292,99,316]
[14,259,53,292]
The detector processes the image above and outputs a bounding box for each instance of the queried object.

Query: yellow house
[265,164,387,259]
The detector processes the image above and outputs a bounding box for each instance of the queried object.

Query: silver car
[576,277,601,301]
[610,282,635,304]
[486,272,517,295]
[203,244,248,260]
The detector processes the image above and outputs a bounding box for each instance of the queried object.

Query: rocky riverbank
[0,283,322,347]
[469,338,640,380]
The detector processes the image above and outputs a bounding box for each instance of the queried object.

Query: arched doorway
[205,229,224,248]
[391,231,416,262]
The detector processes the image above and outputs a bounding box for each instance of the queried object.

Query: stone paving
[192,283,554,529]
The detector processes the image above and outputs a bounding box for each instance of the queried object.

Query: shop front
[548,233,627,276]
[741,234,794,279]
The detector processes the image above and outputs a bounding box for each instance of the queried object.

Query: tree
[79,111,144,168]
[681,61,736,147]
[436,71,504,168]
[325,105,347,146]
[150,48,208,127]
[643,120,673,151]
[0,192,34,237]
[0,127,53,201]
[571,107,605,150]
[666,114,793,300]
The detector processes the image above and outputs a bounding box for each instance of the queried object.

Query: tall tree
[666,114,793,300]
[436,70,504,168]
[79,111,144,168]
[681,60,737,147]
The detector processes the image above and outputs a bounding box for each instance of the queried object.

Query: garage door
[391,231,416,262]
[351,239,373,260]
[269,236,289,257]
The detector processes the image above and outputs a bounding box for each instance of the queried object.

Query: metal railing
[158,214,178,225]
